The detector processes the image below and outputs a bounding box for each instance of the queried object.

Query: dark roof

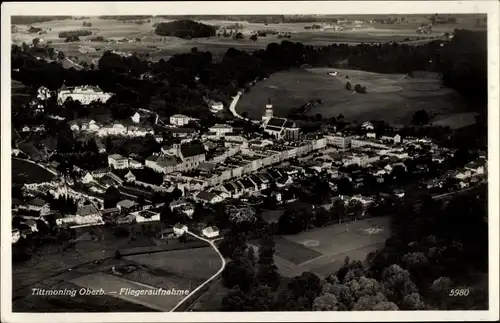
[181,143,205,158]
[223,183,236,192]
[196,191,218,201]
[101,207,120,215]
[146,155,160,162]
[198,162,216,171]
[267,118,286,127]
[266,125,284,131]
[77,205,99,216]
[138,210,158,218]
[170,128,195,134]
[284,120,296,128]
[157,156,179,167]
[28,198,48,207]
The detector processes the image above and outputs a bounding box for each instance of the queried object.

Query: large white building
[57,85,113,105]
[209,124,233,136]
[108,154,129,169]
[326,134,352,149]
[170,114,190,127]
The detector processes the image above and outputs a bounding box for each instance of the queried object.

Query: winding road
[229,91,260,125]
[169,230,226,312]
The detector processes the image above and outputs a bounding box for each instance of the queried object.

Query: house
[179,205,195,218]
[12,229,21,244]
[56,205,103,227]
[116,199,141,213]
[134,209,160,223]
[169,199,188,210]
[22,125,30,132]
[361,121,374,131]
[129,159,143,169]
[202,226,220,239]
[91,168,109,178]
[209,124,233,136]
[169,128,196,138]
[124,170,136,182]
[195,191,223,204]
[22,219,39,232]
[81,172,94,184]
[169,114,190,127]
[49,160,60,169]
[101,207,121,222]
[154,135,164,143]
[26,198,50,214]
[173,223,188,236]
[131,112,141,124]
[108,154,129,169]
[210,101,224,113]
[180,143,206,166]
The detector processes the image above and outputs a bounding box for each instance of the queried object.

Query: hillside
[154,20,216,39]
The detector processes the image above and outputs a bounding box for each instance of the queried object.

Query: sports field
[236,67,466,124]
[268,216,391,278]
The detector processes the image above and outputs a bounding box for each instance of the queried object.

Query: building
[81,172,94,184]
[108,154,129,169]
[195,191,223,204]
[210,101,224,113]
[57,85,113,105]
[326,134,352,149]
[116,199,141,213]
[26,198,50,214]
[57,205,103,227]
[209,124,233,136]
[202,226,220,239]
[129,159,143,169]
[179,143,206,167]
[169,114,190,127]
[173,223,188,236]
[12,229,21,244]
[134,209,160,223]
[131,112,141,124]
[263,117,300,140]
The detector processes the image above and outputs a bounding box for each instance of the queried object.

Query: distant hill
[154,20,216,39]
[11,16,72,25]
[99,15,153,21]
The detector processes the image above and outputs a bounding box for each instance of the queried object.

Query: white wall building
[57,85,113,106]
[170,114,190,127]
[108,154,129,169]
[209,124,233,136]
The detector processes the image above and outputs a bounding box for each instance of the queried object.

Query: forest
[154,20,217,39]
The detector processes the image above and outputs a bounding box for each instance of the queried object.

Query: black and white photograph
[1,1,499,322]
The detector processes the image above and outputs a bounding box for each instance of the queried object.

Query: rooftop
[109,154,126,161]
[76,205,99,217]
[117,199,138,209]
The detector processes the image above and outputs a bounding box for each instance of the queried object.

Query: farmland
[11,15,477,65]
[236,67,468,124]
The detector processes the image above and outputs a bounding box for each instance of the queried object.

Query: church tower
[262,98,274,123]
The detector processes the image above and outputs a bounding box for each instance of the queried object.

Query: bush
[354,84,367,94]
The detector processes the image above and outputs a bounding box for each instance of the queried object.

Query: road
[12,156,58,176]
[169,230,226,312]
[229,91,260,125]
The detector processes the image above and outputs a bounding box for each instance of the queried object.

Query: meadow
[236,67,467,124]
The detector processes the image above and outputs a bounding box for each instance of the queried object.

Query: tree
[354,84,367,94]
[345,81,352,91]
[401,292,427,310]
[32,38,40,47]
[313,293,340,311]
[250,34,258,42]
[222,258,256,292]
[372,301,399,310]
[103,186,121,208]
[381,264,418,305]
[412,109,429,125]
[246,246,257,266]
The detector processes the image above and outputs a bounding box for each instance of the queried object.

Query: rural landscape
[8,12,489,315]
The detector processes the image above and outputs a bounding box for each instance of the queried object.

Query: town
[9,13,489,314]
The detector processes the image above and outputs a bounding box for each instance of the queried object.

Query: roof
[203,226,219,233]
[157,156,179,167]
[196,191,218,201]
[50,160,60,167]
[171,114,189,118]
[181,143,206,158]
[28,198,47,207]
[109,154,126,161]
[174,223,187,229]
[198,162,216,171]
[170,128,195,134]
[146,155,160,162]
[76,205,99,217]
[117,199,138,209]
[101,207,120,215]
[266,117,287,128]
[138,210,158,218]
[211,124,232,129]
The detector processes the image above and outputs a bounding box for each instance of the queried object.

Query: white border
[1,1,499,322]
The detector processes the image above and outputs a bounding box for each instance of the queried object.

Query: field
[13,245,222,312]
[256,217,392,278]
[11,16,481,65]
[11,158,55,184]
[236,68,467,124]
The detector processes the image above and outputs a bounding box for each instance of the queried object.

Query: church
[261,99,300,141]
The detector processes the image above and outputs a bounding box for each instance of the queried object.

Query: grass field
[125,247,222,282]
[12,158,54,184]
[236,67,466,124]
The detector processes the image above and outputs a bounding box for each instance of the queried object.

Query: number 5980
[449,289,470,296]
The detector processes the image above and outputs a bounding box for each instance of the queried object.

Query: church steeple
[264,98,273,121]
